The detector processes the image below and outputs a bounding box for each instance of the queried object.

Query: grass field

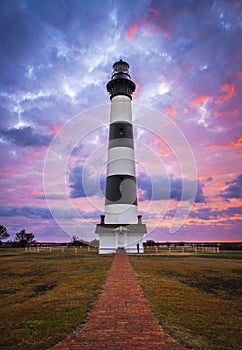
[130,251,242,350]
[1,248,241,350]
[0,247,112,350]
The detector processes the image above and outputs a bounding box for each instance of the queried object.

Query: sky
[0,0,241,243]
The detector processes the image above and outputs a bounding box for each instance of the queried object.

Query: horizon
[3,236,242,245]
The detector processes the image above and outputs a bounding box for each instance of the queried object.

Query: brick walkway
[49,253,186,350]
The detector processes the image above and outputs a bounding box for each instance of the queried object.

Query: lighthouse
[95,60,147,254]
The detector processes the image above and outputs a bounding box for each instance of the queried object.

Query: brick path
[49,253,186,350]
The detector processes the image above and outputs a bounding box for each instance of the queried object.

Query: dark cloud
[189,208,217,221]
[194,180,206,203]
[198,206,242,220]
[69,165,105,198]
[137,172,205,203]
[0,1,40,57]
[0,205,52,219]
[221,174,242,200]
[0,126,52,147]
[0,204,100,220]
[71,144,84,157]
[69,165,87,198]
[224,206,242,216]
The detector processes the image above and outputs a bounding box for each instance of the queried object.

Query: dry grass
[0,247,113,350]
[1,247,241,350]
[130,251,242,350]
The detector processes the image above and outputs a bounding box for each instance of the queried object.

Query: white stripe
[110,95,133,124]
[104,204,138,224]
[107,147,136,176]
[108,147,135,161]
[106,158,136,176]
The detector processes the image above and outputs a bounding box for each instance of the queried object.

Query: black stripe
[109,122,133,141]
[108,139,134,149]
[105,175,137,205]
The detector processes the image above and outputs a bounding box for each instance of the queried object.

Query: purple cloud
[69,165,105,198]
[0,204,101,220]
[165,206,242,221]
[137,172,205,203]
[36,194,66,200]
[0,205,53,219]
[0,126,52,147]
[221,174,242,200]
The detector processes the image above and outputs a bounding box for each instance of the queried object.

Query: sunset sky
[0,0,241,243]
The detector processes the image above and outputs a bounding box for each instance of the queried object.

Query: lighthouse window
[119,127,124,136]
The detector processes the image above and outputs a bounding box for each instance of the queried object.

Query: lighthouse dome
[107,59,135,99]
[113,59,129,72]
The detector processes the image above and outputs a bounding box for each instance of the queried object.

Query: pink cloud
[148,7,159,16]
[232,136,242,148]
[166,107,176,116]
[205,144,231,151]
[126,7,171,42]
[215,84,235,104]
[237,72,242,80]
[0,166,15,177]
[49,122,62,134]
[159,22,170,38]
[126,23,140,41]
[151,137,172,156]
[214,110,238,117]
[205,135,242,151]
[190,95,210,108]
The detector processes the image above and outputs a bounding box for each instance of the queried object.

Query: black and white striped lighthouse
[96,60,147,254]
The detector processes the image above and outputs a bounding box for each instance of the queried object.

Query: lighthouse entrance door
[118,232,125,248]
[114,226,128,250]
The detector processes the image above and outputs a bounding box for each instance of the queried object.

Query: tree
[72,235,81,246]
[15,229,35,247]
[146,240,155,247]
[0,225,10,245]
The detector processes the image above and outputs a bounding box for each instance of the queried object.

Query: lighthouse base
[95,224,147,254]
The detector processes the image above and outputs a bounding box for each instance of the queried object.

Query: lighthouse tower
[96,60,147,254]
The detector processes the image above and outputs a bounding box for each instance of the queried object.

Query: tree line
[0,225,35,247]
[0,226,96,248]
